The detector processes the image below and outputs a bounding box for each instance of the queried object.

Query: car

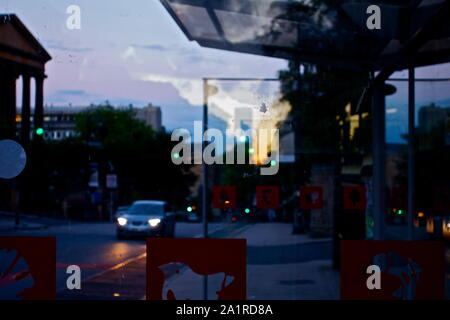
[114,205,129,219]
[116,200,176,239]
[187,212,201,222]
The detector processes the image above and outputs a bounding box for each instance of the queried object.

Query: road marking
[84,252,146,281]
[56,252,146,293]
[56,263,113,270]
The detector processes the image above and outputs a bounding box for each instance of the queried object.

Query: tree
[75,104,196,207]
[21,104,196,218]
[278,62,370,183]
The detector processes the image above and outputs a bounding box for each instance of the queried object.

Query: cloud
[131,44,222,65]
[140,74,203,106]
[56,90,87,96]
[46,89,104,106]
[46,44,92,53]
[139,73,284,131]
[121,46,142,63]
[132,44,168,51]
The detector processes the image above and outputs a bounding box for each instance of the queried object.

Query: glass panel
[1,0,450,303]
[169,2,222,40]
[385,80,409,233]
[215,10,298,47]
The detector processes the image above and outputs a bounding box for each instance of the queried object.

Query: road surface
[0,221,228,299]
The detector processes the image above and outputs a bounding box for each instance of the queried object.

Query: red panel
[0,236,56,300]
[341,240,445,300]
[212,186,236,209]
[343,186,366,210]
[147,238,246,300]
[299,186,323,209]
[256,186,279,209]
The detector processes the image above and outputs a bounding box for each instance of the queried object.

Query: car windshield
[128,204,164,216]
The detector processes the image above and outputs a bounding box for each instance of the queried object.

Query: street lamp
[202,78,218,300]
[202,79,219,241]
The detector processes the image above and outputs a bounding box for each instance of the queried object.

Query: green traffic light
[187,206,192,212]
[36,127,44,135]
[244,208,250,214]
[397,209,403,215]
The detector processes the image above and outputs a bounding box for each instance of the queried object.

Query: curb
[192,223,250,239]
[0,223,48,232]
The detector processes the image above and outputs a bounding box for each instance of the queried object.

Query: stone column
[0,71,18,139]
[34,75,45,139]
[21,74,31,144]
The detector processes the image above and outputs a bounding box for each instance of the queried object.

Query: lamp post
[201,77,274,299]
[202,78,209,243]
[407,62,415,240]
[202,78,219,299]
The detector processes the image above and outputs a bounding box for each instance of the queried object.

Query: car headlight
[148,218,161,227]
[117,217,127,226]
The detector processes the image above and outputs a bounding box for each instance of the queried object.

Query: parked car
[116,200,176,239]
[187,211,201,222]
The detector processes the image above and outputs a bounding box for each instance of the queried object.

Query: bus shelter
[160,0,450,240]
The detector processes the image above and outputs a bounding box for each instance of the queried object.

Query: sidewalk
[0,213,47,232]
[161,223,339,300]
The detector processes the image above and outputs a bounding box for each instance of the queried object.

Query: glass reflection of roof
[160,0,450,71]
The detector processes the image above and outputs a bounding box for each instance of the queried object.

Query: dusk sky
[3,0,287,132]
[3,0,450,143]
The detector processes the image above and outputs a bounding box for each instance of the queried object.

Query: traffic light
[244,208,250,214]
[35,127,44,135]
[392,208,405,215]
[187,206,192,212]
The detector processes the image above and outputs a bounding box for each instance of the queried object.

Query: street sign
[299,186,323,209]
[106,174,118,189]
[256,186,279,209]
[0,236,56,300]
[341,240,444,300]
[147,238,246,300]
[343,186,366,210]
[88,170,99,188]
[212,186,236,209]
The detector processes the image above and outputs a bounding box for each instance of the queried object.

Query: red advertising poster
[0,236,56,300]
[256,186,279,209]
[299,186,323,209]
[212,186,236,209]
[341,240,445,300]
[343,186,366,210]
[147,238,246,300]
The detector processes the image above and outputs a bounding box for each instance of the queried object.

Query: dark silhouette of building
[0,14,51,143]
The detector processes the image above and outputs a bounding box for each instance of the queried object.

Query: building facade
[17,104,163,140]
[134,104,162,131]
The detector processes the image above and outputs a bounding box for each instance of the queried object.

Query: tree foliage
[21,104,196,217]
